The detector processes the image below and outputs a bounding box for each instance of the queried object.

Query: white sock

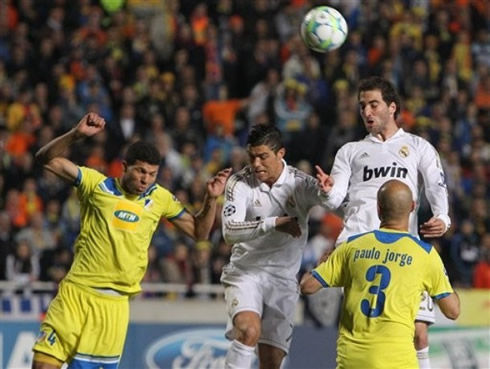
[225,340,256,369]
[417,346,431,369]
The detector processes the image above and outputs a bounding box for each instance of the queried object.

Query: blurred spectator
[161,242,193,285]
[247,67,280,125]
[6,239,39,283]
[450,219,481,286]
[210,239,231,284]
[274,78,312,143]
[142,245,163,283]
[0,0,487,291]
[5,189,28,229]
[473,234,490,289]
[202,85,249,137]
[46,247,72,283]
[15,211,56,256]
[0,211,14,280]
[192,240,212,285]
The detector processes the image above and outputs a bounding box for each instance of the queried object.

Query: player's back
[313,228,452,369]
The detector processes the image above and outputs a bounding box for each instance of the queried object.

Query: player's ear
[389,102,397,117]
[122,161,128,174]
[377,203,382,221]
[410,201,415,213]
[277,147,286,159]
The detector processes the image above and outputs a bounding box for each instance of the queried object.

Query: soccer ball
[300,6,348,52]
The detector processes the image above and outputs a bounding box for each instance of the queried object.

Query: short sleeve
[157,187,186,219]
[312,242,349,287]
[76,166,106,200]
[425,249,454,300]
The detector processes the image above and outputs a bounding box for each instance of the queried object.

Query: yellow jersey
[65,166,185,295]
[312,228,453,369]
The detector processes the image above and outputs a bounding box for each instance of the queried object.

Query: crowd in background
[0,0,488,294]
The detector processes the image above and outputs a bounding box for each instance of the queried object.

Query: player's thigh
[33,282,129,368]
[223,272,264,320]
[222,271,264,341]
[33,281,85,363]
[259,277,299,354]
[71,288,129,368]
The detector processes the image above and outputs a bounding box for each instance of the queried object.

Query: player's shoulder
[228,166,254,186]
[345,230,374,244]
[225,166,255,198]
[78,166,106,183]
[287,165,313,180]
[146,182,168,198]
[374,230,433,253]
[341,139,366,151]
[77,166,110,192]
[399,130,433,149]
[287,165,316,184]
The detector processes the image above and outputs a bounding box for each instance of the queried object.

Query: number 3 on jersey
[361,265,391,317]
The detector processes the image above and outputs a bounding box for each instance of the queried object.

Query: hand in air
[207,168,232,198]
[420,217,446,238]
[276,216,302,238]
[315,165,334,193]
[75,113,106,138]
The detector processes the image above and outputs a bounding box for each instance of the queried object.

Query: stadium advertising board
[1,322,489,369]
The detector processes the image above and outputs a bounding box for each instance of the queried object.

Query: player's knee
[235,323,261,346]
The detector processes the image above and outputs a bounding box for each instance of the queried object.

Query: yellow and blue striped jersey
[65,166,185,295]
[312,228,453,369]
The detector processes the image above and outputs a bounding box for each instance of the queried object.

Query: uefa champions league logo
[145,329,258,369]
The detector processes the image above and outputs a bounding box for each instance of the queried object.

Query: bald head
[377,180,414,226]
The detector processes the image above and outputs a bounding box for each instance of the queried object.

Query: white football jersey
[326,129,450,244]
[221,161,329,280]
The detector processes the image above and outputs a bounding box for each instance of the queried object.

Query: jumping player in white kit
[221,124,332,369]
[316,76,451,369]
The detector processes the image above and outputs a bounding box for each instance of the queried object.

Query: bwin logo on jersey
[114,210,140,223]
[363,162,408,181]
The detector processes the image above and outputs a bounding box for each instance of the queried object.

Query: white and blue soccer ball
[300,6,348,52]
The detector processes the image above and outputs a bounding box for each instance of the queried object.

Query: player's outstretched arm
[35,113,106,183]
[172,168,232,240]
[436,292,460,320]
[300,272,323,295]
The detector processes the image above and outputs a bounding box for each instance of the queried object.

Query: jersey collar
[259,159,288,191]
[367,128,405,143]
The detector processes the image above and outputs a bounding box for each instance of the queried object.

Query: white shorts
[416,290,435,324]
[221,266,299,354]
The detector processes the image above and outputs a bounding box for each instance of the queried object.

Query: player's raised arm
[315,165,334,193]
[171,168,232,240]
[35,113,106,183]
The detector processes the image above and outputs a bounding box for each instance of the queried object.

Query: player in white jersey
[316,76,451,369]
[221,124,331,369]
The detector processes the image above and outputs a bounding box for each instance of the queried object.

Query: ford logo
[145,329,258,369]
[114,210,139,222]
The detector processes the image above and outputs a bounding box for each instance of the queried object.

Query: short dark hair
[247,124,284,153]
[124,141,161,166]
[358,76,401,120]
